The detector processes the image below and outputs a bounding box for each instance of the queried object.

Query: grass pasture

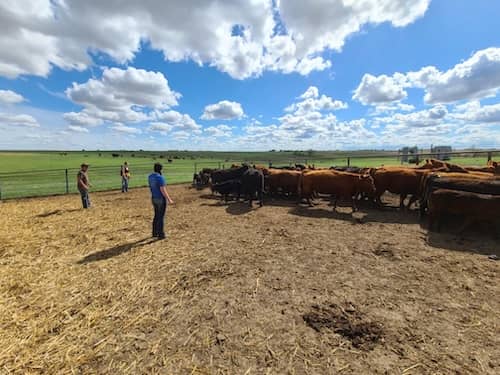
[0,150,496,199]
[0,185,498,373]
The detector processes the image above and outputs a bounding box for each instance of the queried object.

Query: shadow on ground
[77,237,159,264]
[36,208,82,217]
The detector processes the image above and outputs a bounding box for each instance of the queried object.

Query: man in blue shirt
[148,163,174,239]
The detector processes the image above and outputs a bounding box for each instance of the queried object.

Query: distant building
[399,146,419,163]
[431,145,452,160]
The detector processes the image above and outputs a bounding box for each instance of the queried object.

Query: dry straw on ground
[0,185,499,374]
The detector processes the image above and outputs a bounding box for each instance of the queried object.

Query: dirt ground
[0,184,499,374]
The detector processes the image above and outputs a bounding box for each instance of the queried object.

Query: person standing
[121,161,130,193]
[148,163,174,239]
[77,163,91,208]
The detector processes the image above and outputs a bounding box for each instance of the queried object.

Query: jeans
[79,189,90,208]
[122,177,129,192]
[152,197,167,237]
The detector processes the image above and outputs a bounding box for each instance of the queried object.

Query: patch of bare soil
[303,302,383,350]
[0,185,499,374]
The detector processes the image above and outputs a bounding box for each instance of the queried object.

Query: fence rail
[0,150,498,200]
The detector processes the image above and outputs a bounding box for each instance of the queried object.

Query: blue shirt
[148,173,166,199]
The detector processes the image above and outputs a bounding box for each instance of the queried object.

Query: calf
[428,189,500,233]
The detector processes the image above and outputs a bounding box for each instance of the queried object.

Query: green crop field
[0,150,495,199]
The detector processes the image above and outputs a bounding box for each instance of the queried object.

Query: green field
[0,150,496,199]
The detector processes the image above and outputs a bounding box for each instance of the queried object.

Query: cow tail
[298,172,303,198]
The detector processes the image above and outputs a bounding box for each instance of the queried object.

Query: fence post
[487,152,492,162]
[65,169,69,194]
[347,157,350,167]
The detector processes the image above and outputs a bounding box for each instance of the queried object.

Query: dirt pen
[0,184,498,374]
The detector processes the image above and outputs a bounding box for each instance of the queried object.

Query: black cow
[211,179,241,202]
[210,165,249,185]
[241,168,265,207]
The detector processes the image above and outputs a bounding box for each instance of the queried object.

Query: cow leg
[333,198,338,212]
[399,194,407,209]
[259,190,263,207]
[407,194,418,209]
[351,197,357,212]
[307,197,314,207]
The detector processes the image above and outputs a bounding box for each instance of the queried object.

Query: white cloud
[155,110,202,133]
[0,112,39,127]
[353,73,408,104]
[0,0,430,79]
[149,122,173,134]
[371,102,415,115]
[237,87,372,149]
[0,89,24,104]
[452,100,500,124]
[63,66,185,130]
[204,124,233,137]
[111,123,142,134]
[408,48,500,103]
[201,100,244,120]
[64,111,103,127]
[375,105,448,129]
[68,125,89,133]
[285,86,347,114]
[355,47,500,107]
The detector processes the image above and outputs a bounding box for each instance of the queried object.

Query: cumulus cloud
[0,112,40,127]
[111,123,142,134]
[0,0,430,79]
[64,111,103,127]
[285,86,347,114]
[65,67,179,125]
[68,125,89,133]
[408,48,500,103]
[353,73,408,104]
[201,100,244,120]
[355,47,500,107]
[452,100,500,124]
[156,110,202,133]
[0,89,24,104]
[238,87,372,149]
[149,122,173,134]
[204,125,233,137]
[375,105,448,129]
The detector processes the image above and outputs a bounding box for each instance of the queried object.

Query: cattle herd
[193,159,500,233]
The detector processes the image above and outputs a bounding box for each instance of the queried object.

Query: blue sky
[0,0,499,150]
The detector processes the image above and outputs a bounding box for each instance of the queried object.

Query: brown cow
[266,169,301,196]
[428,189,500,233]
[371,167,431,209]
[300,170,375,212]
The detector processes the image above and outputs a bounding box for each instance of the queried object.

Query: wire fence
[0,150,498,200]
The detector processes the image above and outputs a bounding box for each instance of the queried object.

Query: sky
[0,0,499,151]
